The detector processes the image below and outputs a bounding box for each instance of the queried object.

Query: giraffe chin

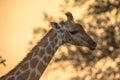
[74,42,96,50]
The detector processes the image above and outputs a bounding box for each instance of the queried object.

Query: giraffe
[60,12,96,50]
[0,12,96,80]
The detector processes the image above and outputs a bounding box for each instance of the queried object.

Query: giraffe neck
[0,29,64,80]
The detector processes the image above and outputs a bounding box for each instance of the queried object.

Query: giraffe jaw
[73,40,97,50]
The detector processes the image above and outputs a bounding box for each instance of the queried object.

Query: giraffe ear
[65,12,74,21]
[50,22,60,30]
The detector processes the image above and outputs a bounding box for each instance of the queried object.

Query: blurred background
[0,0,120,80]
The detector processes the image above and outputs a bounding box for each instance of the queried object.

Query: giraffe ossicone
[0,12,96,80]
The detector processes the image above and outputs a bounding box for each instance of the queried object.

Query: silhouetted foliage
[89,0,120,14]
[0,56,6,66]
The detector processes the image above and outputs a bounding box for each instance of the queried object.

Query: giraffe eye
[70,30,78,34]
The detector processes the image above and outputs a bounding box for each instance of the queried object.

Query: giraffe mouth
[87,42,97,50]
[89,46,96,50]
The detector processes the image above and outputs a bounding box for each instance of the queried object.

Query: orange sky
[0,0,63,76]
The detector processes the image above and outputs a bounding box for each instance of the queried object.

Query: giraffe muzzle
[88,41,97,50]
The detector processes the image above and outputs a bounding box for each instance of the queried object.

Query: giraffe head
[50,12,97,50]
